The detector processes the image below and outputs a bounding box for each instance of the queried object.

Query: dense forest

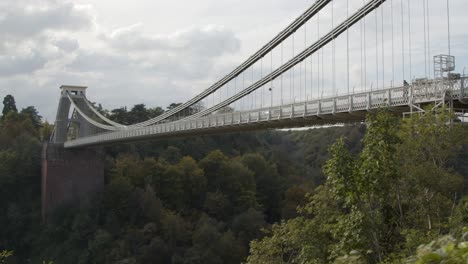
[0,94,467,263]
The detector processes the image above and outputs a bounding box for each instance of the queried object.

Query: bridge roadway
[64,78,468,148]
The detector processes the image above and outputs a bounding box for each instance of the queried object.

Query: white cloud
[0,1,93,39]
[0,0,467,122]
[0,50,47,76]
[54,38,80,52]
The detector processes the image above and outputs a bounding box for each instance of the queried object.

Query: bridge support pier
[41,143,104,221]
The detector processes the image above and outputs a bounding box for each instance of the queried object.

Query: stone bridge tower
[42,85,104,221]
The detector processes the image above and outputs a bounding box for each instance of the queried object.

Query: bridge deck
[65,78,468,148]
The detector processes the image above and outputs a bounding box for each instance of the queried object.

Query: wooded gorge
[0,94,467,263]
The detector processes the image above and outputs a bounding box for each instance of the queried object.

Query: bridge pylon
[42,85,104,221]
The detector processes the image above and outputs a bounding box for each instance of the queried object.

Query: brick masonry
[41,143,104,221]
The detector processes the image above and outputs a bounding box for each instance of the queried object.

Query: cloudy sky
[1,0,467,121]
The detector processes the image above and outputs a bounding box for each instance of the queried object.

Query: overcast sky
[1,0,467,121]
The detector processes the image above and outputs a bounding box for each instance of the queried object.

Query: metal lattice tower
[434,55,455,80]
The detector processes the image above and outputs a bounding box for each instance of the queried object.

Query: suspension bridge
[42,0,467,218]
[51,0,467,148]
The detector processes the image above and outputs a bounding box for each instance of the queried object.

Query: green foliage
[248,186,340,264]
[404,230,468,263]
[2,95,17,116]
[333,251,366,264]
[0,111,39,145]
[323,137,356,206]
[2,96,467,264]
[248,108,468,264]
[281,185,309,219]
[398,108,465,233]
[0,250,13,263]
[247,219,307,264]
[20,106,42,129]
[322,110,401,261]
[40,121,54,142]
[450,197,468,238]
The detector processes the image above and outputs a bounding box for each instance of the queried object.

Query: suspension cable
[311,20,314,100]
[391,0,394,86]
[332,0,336,95]
[304,23,307,100]
[281,42,284,105]
[423,0,427,77]
[318,11,321,98]
[242,72,245,110]
[299,35,303,100]
[190,0,391,120]
[427,0,431,78]
[271,50,273,106]
[66,93,119,131]
[381,4,385,88]
[363,0,367,90]
[252,65,254,109]
[447,0,451,56]
[360,6,364,90]
[375,7,378,90]
[82,96,127,128]
[347,0,350,94]
[292,33,295,102]
[289,39,294,102]
[321,42,324,98]
[401,0,405,82]
[310,53,313,100]
[235,76,237,110]
[261,57,263,107]
[408,0,412,81]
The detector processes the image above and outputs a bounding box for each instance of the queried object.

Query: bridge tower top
[60,85,87,97]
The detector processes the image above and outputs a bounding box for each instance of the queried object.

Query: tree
[185,215,246,264]
[203,191,232,220]
[246,112,383,262]
[216,106,234,114]
[188,102,205,115]
[2,94,17,116]
[148,107,164,118]
[232,208,266,245]
[87,229,113,263]
[241,153,283,222]
[167,103,182,111]
[397,107,465,233]
[176,156,207,210]
[102,177,136,222]
[108,107,128,124]
[40,121,54,142]
[403,231,468,263]
[0,250,13,263]
[160,146,182,164]
[281,185,309,219]
[322,110,401,261]
[199,150,229,191]
[450,196,468,237]
[129,104,149,123]
[20,106,42,129]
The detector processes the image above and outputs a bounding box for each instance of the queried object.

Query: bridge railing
[64,78,468,148]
